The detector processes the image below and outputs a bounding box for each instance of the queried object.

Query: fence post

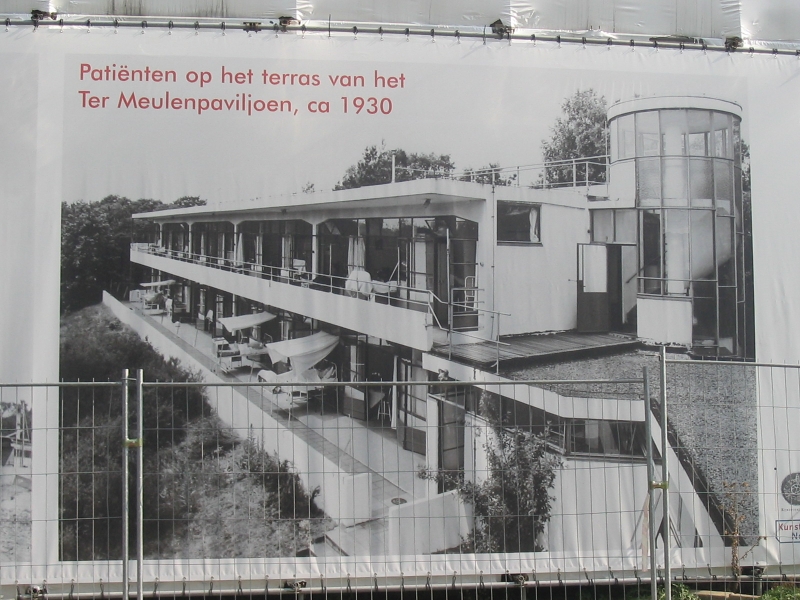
[121,369,130,600]
[495,314,500,375]
[660,346,671,600]
[643,366,658,600]
[448,288,454,361]
[136,369,144,600]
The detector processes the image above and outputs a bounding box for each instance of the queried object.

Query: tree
[335,143,455,189]
[460,163,517,186]
[741,140,751,194]
[420,391,561,553]
[60,195,207,312]
[540,89,608,186]
[172,195,206,208]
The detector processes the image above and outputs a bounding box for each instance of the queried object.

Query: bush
[626,584,700,600]
[762,586,800,600]
[420,391,561,553]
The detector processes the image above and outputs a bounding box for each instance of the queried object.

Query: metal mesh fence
[1,361,800,596]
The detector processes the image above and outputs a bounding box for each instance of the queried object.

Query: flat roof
[607,96,742,121]
[134,178,488,220]
[133,178,589,221]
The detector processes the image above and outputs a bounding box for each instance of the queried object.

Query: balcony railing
[132,244,486,332]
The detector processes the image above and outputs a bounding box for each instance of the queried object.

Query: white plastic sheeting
[8,0,796,42]
[217,311,276,332]
[264,331,339,373]
[741,0,800,42]
[10,0,800,43]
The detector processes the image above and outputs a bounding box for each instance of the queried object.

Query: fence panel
[4,363,800,596]
[662,360,800,589]
[0,375,672,595]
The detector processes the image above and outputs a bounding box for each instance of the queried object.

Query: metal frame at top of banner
[4,14,800,57]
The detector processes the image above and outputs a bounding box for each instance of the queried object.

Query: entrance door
[577,243,609,333]
[607,245,639,333]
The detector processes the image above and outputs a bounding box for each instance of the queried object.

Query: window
[473,391,644,458]
[497,201,540,244]
[635,111,660,157]
[590,209,637,244]
[617,114,635,159]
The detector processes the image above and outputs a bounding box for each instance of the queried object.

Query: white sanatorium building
[124,96,751,559]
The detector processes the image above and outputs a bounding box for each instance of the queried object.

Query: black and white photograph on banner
[0,397,32,563]
[55,42,760,566]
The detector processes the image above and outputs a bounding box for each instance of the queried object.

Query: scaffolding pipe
[121,369,130,600]
[660,346,672,600]
[136,369,145,600]
[643,366,658,600]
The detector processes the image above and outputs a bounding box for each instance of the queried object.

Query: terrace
[131,242,439,350]
[108,295,433,556]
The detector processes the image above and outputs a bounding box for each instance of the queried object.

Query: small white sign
[776,520,800,543]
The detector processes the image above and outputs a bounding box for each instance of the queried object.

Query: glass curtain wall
[239,220,312,278]
[318,216,478,323]
[610,107,745,357]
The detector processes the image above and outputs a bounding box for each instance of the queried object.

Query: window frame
[496,201,542,245]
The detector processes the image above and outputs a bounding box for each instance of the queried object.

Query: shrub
[420,391,561,553]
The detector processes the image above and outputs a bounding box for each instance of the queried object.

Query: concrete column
[311,223,319,277]
[182,223,189,253]
[234,223,243,266]
[256,223,264,270]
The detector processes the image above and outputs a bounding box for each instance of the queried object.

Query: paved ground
[127,304,431,556]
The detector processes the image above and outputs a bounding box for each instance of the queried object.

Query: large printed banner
[1,23,800,590]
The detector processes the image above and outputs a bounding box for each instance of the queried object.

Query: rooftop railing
[393,155,610,189]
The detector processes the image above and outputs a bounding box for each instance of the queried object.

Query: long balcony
[131,243,439,351]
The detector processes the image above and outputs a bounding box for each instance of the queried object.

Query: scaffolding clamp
[124,438,143,448]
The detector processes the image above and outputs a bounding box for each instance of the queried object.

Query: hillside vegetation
[59,304,325,559]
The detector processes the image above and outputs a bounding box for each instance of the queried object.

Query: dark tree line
[333,143,518,189]
[60,195,205,313]
[334,144,455,189]
[541,89,608,186]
